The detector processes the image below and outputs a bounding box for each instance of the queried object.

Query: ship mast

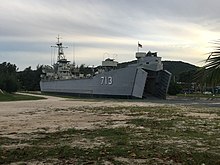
[51,35,68,62]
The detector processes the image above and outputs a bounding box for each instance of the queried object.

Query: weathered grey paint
[40,63,172,99]
[40,65,143,98]
[132,68,148,98]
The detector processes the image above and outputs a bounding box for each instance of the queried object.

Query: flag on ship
[138,42,142,48]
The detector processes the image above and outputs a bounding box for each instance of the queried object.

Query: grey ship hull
[40,65,171,99]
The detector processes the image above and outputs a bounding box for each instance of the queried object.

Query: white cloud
[1,0,220,70]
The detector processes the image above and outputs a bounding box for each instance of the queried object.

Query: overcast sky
[1,0,220,70]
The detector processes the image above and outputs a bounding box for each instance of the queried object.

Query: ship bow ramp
[139,69,171,99]
[132,68,148,98]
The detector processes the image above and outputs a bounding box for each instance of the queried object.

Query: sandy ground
[0,93,168,115]
[0,93,219,136]
[0,93,167,135]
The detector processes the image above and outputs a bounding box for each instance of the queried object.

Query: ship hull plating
[40,65,171,99]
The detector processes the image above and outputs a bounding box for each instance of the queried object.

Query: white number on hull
[101,76,113,85]
[108,77,113,85]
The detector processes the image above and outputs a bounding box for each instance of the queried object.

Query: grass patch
[0,137,20,145]
[127,118,175,129]
[0,92,45,101]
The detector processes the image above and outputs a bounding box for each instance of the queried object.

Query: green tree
[17,65,42,91]
[168,81,182,95]
[79,64,93,76]
[0,62,18,93]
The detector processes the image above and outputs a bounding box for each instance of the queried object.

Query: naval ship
[40,37,171,99]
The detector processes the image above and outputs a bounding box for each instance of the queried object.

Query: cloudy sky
[1,0,220,70]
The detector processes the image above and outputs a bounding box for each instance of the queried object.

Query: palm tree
[203,42,220,86]
[194,42,220,93]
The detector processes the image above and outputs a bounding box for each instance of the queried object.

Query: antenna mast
[72,42,75,65]
[51,35,68,62]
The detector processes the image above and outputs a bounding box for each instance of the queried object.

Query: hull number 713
[101,76,113,85]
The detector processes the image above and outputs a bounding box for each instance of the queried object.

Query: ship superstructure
[40,37,171,99]
[41,36,74,80]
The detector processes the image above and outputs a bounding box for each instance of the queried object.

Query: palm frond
[202,43,220,85]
